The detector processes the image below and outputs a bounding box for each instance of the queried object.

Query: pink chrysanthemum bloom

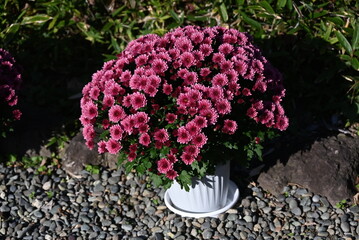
[200,68,211,77]
[109,105,126,123]
[166,169,178,180]
[82,101,98,120]
[222,119,238,135]
[180,52,195,68]
[275,115,289,131]
[181,152,195,165]
[197,99,212,111]
[138,123,149,133]
[110,124,123,141]
[139,133,151,146]
[97,140,107,154]
[218,43,234,55]
[166,113,177,123]
[220,60,234,72]
[134,112,149,127]
[242,88,252,96]
[212,53,225,63]
[163,83,173,95]
[212,73,228,86]
[152,58,168,74]
[130,92,147,110]
[157,158,173,174]
[177,127,192,144]
[177,93,190,107]
[184,145,200,157]
[103,95,115,108]
[199,44,213,56]
[200,108,219,125]
[215,99,231,115]
[120,70,132,83]
[190,32,204,44]
[135,55,148,66]
[167,154,178,163]
[12,109,21,120]
[183,72,198,85]
[191,132,208,147]
[185,121,200,135]
[89,86,100,100]
[106,139,122,154]
[154,129,169,143]
[193,116,208,128]
[175,37,193,52]
[83,124,95,142]
[208,86,224,100]
[247,107,258,118]
[128,152,137,162]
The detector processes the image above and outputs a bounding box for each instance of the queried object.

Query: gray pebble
[291,207,302,216]
[202,229,213,239]
[312,195,320,203]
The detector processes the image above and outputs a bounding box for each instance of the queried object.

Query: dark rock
[61,132,118,177]
[258,134,359,206]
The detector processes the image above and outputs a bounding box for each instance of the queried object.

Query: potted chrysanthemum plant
[0,49,22,137]
[80,26,288,217]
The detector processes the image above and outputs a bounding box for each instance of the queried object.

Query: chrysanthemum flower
[97,140,107,154]
[212,73,228,86]
[157,158,173,174]
[222,119,238,135]
[177,127,192,144]
[130,92,147,110]
[154,129,169,143]
[109,105,126,123]
[215,99,231,115]
[166,169,178,180]
[106,139,122,154]
[180,52,195,68]
[110,124,123,141]
[82,101,98,120]
[191,132,207,147]
[166,113,177,123]
[139,133,151,146]
[152,58,168,74]
[181,152,195,165]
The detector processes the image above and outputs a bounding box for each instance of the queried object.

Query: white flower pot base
[164,180,239,218]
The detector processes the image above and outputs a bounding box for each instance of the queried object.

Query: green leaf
[179,170,192,191]
[22,14,52,25]
[259,1,275,14]
[351,57,359,71]
[151,174,163,187]
[335,31,353,54]
[170,10,180,23]
[111,36,121,53]
[125,161,136,174]
[219,3,228,22]
[236,0,244,5]
[3,23,20,43]
[277,0,287,9]
[352,23,359,50]
[99,130,109,140]
[327,17,344,26]
[240,11,262,30]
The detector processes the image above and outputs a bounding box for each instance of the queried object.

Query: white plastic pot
[165,161,239,217]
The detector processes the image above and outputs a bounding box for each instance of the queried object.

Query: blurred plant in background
[0,48,22,137]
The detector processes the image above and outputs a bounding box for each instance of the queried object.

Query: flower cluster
[0,49,22,129]
[80,26,288,184]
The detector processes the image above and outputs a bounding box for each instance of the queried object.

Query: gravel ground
[0,164,358,240]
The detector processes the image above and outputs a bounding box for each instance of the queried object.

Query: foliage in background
[0,1,358,167]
